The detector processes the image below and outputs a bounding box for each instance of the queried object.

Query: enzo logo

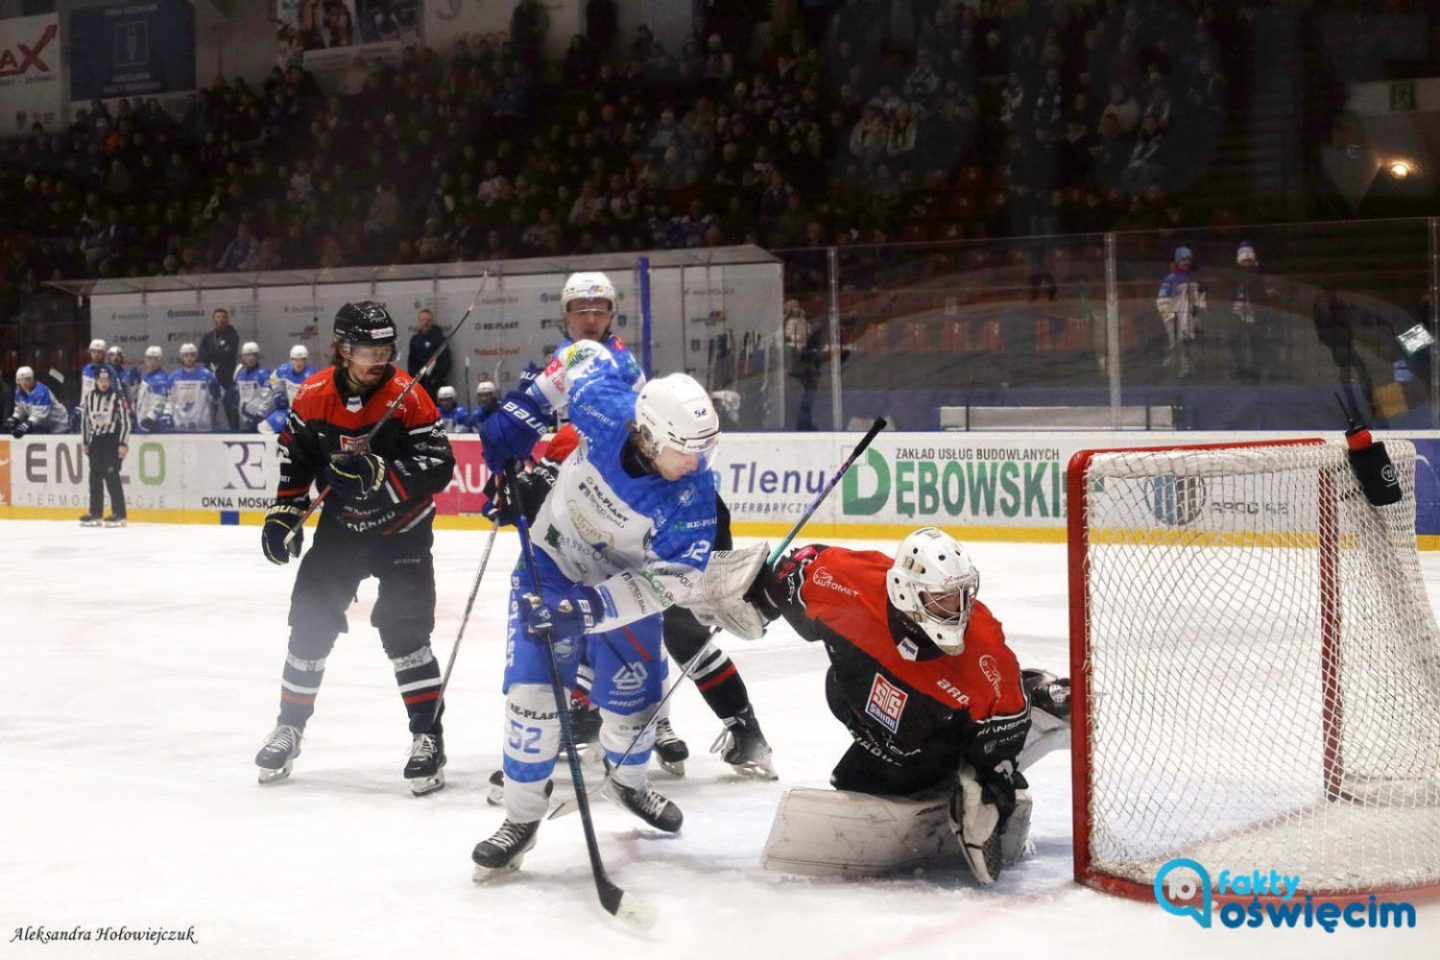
[865,674,908,734]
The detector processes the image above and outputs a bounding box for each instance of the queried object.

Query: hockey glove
[326,452,386,501]
[482,459,557,526]
[748,545,823,623]
[518,586,604,643]
[11,419,30,439]
[262,502,306,565]
[951,760,1031,886]
[480,390,548,475]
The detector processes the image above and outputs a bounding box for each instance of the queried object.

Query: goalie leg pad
[761,787,959,877]
[950,763,1031,885]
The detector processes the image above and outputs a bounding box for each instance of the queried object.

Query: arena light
[1389,160,1413,179]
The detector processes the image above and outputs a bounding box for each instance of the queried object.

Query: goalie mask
[887,528,979,655]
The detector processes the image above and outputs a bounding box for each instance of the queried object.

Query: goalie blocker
[749,529,1072,885]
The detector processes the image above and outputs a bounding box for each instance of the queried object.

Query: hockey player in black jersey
[254,302,456,794]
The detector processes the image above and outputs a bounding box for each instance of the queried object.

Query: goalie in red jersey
[748,527,1070,885]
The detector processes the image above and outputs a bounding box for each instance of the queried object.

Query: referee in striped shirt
[81,366,129,527]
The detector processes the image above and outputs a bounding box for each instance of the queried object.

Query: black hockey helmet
[333,301,397,347]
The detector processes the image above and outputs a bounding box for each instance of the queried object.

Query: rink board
[5,431,1440,547]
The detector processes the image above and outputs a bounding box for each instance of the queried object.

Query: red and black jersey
[275,365,455,535]
[763,544,1031,779]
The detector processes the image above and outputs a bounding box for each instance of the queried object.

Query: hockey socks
[392,647,443,734]
[277,652,326,729]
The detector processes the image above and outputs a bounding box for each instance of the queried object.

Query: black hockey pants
[276,519,442,734]
[87,435,126,517]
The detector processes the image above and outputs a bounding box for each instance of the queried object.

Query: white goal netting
[1074,439,1440,896]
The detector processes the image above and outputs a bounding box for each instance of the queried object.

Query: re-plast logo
[1154,858,1417,932]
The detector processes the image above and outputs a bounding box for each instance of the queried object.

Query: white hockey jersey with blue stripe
[135,368,173,428]
[168,366,220,431]
[526,340,717,631]
[271,363,316,409]
[15,382,70,433]
[234,364,275,422]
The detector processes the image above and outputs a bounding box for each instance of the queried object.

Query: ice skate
[711,705,777,779]
[404,731,446,795]
[485,769,553,807]
[471,819,540,880]
[652,716,688,777]
[602,779,683,833]
[255,723,302,784]
[79,513,102,527]
[102,514,127,528]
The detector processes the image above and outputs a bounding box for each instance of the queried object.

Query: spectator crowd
[0,0,1243,305]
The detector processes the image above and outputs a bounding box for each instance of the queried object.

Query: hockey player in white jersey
[260,345,316,434]
[107,346,141,408]
[5,366,70,436]
[472,342,754,877]
[435,385,470,433]
[82,338,121,404]
[233,342,275,432]
[168,343,221,432]
[135,346,174,433]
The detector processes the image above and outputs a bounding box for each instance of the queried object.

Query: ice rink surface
[3,521,1436,959]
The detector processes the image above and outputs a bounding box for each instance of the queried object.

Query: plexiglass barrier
[774,217,1439,432]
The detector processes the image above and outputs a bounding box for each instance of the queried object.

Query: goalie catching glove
[680,542,771,640]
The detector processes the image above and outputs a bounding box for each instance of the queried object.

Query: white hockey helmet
[887,528,980,656]
[634,373,720,470]
[561,271,617,312]
[106,345,124,361]
[436,385,457,401]
[16,365,34,383]
[89,338,106,352]
[475,379,497,396]
[290,344,309,361]
[145,345,163,359]
[241,341,260,356]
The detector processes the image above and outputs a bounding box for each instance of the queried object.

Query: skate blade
[257,763,293,785]
[103,520,127,527]
[80,520,102,527]
[471,857,525,883]
[730,758,779,780]
[408,771,445,796]
[656,757,685,777]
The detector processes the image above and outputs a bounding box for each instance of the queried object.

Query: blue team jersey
[438,403,470,433]
[234,364,275,428]
[135,369,173,430]
[528,341,717,630]
[169,366,221,431]
[271,363,316,409]
[15,382,70,433]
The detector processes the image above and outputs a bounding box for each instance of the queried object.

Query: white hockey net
[1072,439,1440,897]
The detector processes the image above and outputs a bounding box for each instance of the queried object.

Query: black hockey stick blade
[599,879,657,931]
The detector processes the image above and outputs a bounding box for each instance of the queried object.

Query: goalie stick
[506,463,656,931]
[548,417,889,820]
[283,272,489,546]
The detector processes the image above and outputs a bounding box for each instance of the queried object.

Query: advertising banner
[0,14,62,136]
[6,432,1439,547]
[70,0,196,101]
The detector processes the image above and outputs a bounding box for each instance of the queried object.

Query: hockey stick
[284,272,489,546]
[427,515,502,729]
[506,462,656,931]
[549,416,889,818]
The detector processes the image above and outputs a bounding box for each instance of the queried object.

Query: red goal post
[1066,437,1440,903]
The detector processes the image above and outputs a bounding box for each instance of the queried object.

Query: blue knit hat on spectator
[1175,246,1193,263]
